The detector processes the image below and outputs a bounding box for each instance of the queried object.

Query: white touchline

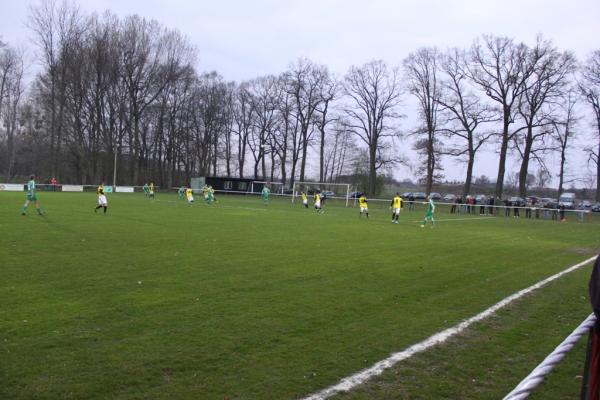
[302,255,597,400]
[412,216,494,223]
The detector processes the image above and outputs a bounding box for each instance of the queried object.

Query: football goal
[291,181,352,206]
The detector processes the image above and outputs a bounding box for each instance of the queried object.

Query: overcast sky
[2,0,600,188]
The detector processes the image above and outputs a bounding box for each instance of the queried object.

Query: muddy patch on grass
[566,247,599,256]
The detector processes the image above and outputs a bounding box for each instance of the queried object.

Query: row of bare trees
[1,1,600,198]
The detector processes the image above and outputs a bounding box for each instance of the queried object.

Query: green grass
[1,191,599,399]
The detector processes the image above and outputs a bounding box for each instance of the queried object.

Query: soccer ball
[420,225,425,228]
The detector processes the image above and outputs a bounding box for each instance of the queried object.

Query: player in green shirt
[178,186,185,199]
[143,183,149,197]
[262,185,270,205]
[206,186,215,204]
[21,175,44,216]
[421,197,435,228]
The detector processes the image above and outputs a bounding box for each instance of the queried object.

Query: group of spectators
[445,195,569,219]
[399,194,581,222]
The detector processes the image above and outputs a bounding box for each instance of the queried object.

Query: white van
[558,192,576,209]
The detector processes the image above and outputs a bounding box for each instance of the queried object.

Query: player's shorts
[98,195,108,206]
[314,201,321,208]
[360,206,368,213]
[302,199,308,205]
[393,207,401,215]
[26,193,38,202]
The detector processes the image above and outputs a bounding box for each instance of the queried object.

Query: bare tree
[343,60,402,194]
[514,37,576,197]
[468,35,532,199]
[438,48,498,197]
[314,71,338,182]
[232,82,254,178]
[286,59,327,183]
[248,75,278,180]
[28,0,84,179]
[1,45,25,180]
[324,119,355,183]
[580,50,600,201]
[404,47,444,195]
[550,88,579,196]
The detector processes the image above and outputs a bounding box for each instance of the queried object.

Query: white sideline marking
[302,255,597,400]
[412,216,494,223]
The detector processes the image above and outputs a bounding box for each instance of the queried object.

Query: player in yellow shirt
[301,191,308,208]
[185,188,194,205]
[358,194,369,218]
[94,182,108,214]
[390,193,403,224]
[149,182,155,199]
[314,192,323,214]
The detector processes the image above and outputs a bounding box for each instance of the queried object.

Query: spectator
[559,204,566,222]
[525,199,532,218]
[488,196,495,216]
[50,177,57,191]
[513,200,520,218]
[408,193,415,211]
[578,204,586,223]
[504,198,510,217]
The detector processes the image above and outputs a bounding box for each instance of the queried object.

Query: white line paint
[302,255,597,400]
[412,216,495,223]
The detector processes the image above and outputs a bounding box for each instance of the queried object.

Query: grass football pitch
[1,191,599,399]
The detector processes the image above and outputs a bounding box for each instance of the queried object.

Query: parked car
[402,192,413,198]
[474,194,487,203]
[508,196,526,207]
[526,196,540,205]
[592,202,600,212]
[320,190,336,198]
[558,192,576,209]
[348,191,362,199]
[412,192,427,200]
[579,200,592,208]
[443,193,457,202]
[429,192,442,200]
[540,197,555,207]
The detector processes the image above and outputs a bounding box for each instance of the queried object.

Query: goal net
[291,181,352,206]
[250,181,285,196]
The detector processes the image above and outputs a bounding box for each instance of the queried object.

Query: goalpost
[250,180,285,195]
[291,181,352,206]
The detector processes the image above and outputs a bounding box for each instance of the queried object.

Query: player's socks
[103,206,107,214]
[36,208,43,215]
[21,205,27,215]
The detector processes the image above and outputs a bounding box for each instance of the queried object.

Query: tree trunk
[597,130,600,202]
[300,138,308,182]
[518,127,534,198]
[319,128,325,182]
[368,144,377,195]
[463,148,475,198]
[495,112,510,199]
